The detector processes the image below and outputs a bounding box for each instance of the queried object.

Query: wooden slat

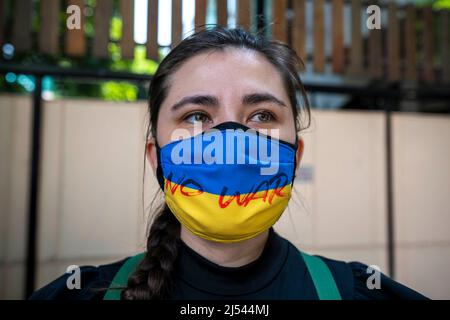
[348,0,363,76]
[147,0,159,60]
[237,0,251,30]
[387,1,400,82]
[313,0,325,73]
[65,0,86,57]
[293,0,306,60]
[195,0,207,32]
[40,0,60,55]
[368,28,383,79]
[172,0,182,47]
[217,0,228,27]
[332,0,344,74]
[120,0,134,60]
[272,0,288,43]
[404,4,417,81]
[423,6,435,83]
[442,10,450,83]
[368,1,382,79]
[93,0,113,58]
[12,0,32,52]
[216,0,228,27]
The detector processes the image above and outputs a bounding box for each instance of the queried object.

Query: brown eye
[250,111,275,123]
[184,112,211,124]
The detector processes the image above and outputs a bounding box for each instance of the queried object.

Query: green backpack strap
[103,252,145,300]
[300,252,342,300]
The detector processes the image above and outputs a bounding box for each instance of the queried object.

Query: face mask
[155,122,297,243]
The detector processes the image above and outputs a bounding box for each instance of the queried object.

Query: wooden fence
[1,0,449,84]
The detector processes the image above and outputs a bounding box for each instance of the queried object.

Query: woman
[30,27,427,300]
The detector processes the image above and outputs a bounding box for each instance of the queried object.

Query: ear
[146,138,158,174]
[295,136,304,171]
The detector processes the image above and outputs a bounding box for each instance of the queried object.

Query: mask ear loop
[291,136,300,187]
[155,141,165,191]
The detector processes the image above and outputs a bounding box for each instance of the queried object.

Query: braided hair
[121,205,180,299]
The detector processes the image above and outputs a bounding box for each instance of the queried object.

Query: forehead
[166,48,287,98]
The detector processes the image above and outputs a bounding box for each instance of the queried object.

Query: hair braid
[121,205,180,300]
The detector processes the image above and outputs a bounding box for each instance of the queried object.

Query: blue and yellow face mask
[156,122,297,243]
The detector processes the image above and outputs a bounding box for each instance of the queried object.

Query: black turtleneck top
[29,228,428,300]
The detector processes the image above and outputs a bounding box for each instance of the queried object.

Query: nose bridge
[216,90,244,124]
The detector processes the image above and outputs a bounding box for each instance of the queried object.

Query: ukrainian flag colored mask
[155,122,297,243]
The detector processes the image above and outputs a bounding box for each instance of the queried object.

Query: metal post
[385,99,396,278]
[24,75,43,298]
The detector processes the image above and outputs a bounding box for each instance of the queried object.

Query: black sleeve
[29,259,125,300]
[349,261,430,300]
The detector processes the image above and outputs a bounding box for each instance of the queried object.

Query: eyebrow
[242,93,287,108]
[171,95,219,111]
[171,92,287,111]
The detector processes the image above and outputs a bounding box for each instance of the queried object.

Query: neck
[180,226,270,268]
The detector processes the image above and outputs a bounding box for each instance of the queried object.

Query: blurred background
[0,0,449,300]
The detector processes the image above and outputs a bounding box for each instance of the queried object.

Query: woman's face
[148,47,303,170]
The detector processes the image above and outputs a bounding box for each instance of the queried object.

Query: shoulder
[313,253,429,300]
[348,261,429,300]
[282,241,355,299]
[29,257,128,300]
[285,242,428,300]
